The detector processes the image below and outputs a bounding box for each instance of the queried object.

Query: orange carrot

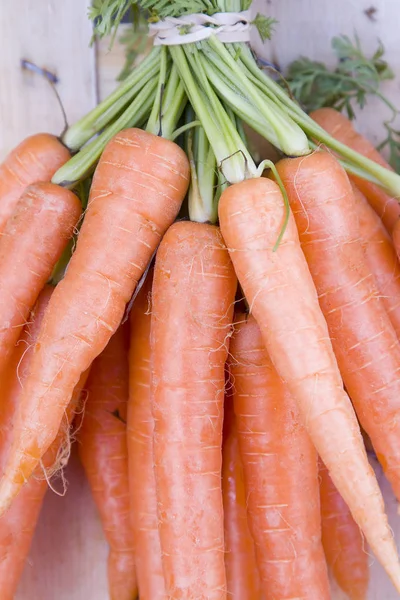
[0,128,189,513]
[276,151,400,502]
[392,219,400,264]
[0,134,70,233]
[351,183,400,340]
[311,107,400,232]
[230,313,330,599]
[218,176,400,590]
[128,272,166,600]
[0,182,81,374]
[223,396,261,600]
[0,286,87,600]
[319,460,369,600]
[151,221,237,599]
[78,324,136,600]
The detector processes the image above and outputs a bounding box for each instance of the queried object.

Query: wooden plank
[0,0,98,160]
[16,452,109,600]
[96,29,152,101]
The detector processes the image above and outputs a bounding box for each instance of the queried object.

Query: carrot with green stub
[0,182,81,375]
[311,107,400,233]
[0,127,189,515]
[218,176,400,591]
[0,286,87,600]
[351,183,400,340]
[319,460,369,600]
[222,396,261,600]
[79,324,137,600]
[128,271,166,600]
[230,312,330,600]
[276,151,400,505]
[0,134,71,233]
[151,221,237,599]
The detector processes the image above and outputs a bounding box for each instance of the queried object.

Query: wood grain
[0,0,97,160]
[16,451,109,600]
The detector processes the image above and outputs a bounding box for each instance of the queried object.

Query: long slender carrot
[392,219,400,264]
[151,221,237,599]
[0,128,189,513]
[218,176,400,590]
[351,183,400,340]
[0,182,81,374]
[0,287,53,600]
[319,460,369,600]
[128,272,166,600]
[78,324,136,600]
[229,313,330,599]
[0,134,70,233]
[0,286,87,600]
[311,107,400,232]
[276,151,400,501]
[223,396,261,600]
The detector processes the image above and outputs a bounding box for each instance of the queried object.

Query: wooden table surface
[1,0,400,598]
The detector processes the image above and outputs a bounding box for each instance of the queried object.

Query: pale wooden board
[0,1,400,598]
[16,451,109,600]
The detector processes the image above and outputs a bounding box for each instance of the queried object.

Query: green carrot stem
[170,44,253,183]
[146,47,169,135]
[187,124,218,223]
[62,47,161,151]
[237,44,400,195]
[205,37,310,156]
[53,79,157,188]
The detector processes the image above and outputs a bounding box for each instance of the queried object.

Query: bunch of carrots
[2,1,400,599]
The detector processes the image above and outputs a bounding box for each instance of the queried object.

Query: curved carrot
[230,313,330,599]
[0,128,189,513]
[0,182,81,374]
[0,134,70,234]
[151,221,237,599]
[128,272,166,600]
[223,397,261,600]
[218,176,400,591]
[319,460,369,600]
[276,151,400,502]
[351,183,400,340]
[0,286,87,599]
[311,107,400,232]
[78,324,136,600]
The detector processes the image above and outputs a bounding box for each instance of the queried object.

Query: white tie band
[148,10,252,46]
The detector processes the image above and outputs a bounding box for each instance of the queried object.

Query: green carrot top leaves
[251,14,277,42]
[284,34,394,117]
[90,0,220,41]
[89,0,138,46]
[284,34,400,170]
[377,124,400,173]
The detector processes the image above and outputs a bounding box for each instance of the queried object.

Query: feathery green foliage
[284,35,400,169]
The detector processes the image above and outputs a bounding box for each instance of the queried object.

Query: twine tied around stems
[148,10,251,46]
